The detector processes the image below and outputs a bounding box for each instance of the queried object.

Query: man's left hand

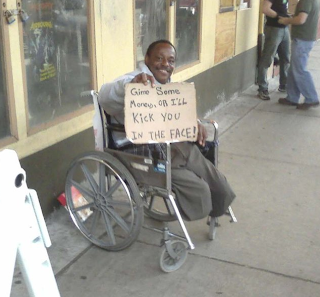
[278,16,290,25]
[197,122,207,147]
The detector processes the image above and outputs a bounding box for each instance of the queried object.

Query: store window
[135,0,167,67]
[22,0,91,128]
[0,26,10,139]
[175,0,200,67]
[220,0,234,12]
[236,0,251,9]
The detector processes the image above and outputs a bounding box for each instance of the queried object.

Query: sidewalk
[11,41,320,297]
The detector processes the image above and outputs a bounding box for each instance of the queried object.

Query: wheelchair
[65,90,237,272]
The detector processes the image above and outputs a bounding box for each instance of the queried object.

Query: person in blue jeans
[278,0,320,110]
[257,0,290,100]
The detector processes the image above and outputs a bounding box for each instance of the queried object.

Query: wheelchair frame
[65,90,236,272]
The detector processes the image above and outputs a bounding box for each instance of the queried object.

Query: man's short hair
[145,39,176,57]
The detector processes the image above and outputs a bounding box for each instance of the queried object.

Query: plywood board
[215,11,236,64]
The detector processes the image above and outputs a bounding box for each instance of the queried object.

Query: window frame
[18,0,97,136]
[133,0,170,68]
[0,0,18,147]
[133,0,202,72]
[173,0,202,71]
[236,0,251,10]
[220,0,251,13]
[220,0,235,13]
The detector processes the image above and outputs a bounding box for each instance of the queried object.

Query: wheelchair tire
[65,151,143,251]
[159,240,188,273]
[143,192,177,222]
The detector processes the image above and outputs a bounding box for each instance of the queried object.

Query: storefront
[1,0,260,216]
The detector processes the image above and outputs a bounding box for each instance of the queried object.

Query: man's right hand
[131,72,156,88]
[197,122,208,147]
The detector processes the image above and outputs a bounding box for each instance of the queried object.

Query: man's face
[145,43,176,84]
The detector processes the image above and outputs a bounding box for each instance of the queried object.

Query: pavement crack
[188,252,320,285]
[220,151,320,169]
[55,243,94,279]
[135,239,320,285]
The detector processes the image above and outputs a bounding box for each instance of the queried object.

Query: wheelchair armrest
[198,119,218,143]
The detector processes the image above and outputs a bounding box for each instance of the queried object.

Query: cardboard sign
[125,82,198,144]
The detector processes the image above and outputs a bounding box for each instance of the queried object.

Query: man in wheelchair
[99,39,235,223]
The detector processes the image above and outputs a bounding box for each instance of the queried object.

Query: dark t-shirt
[266,0,289,28]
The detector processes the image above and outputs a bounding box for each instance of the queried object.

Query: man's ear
[145,55,149,66]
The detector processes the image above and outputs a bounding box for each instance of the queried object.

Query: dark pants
[171,142,236,220]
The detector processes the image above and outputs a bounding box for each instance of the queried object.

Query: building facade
[1,0,260,216]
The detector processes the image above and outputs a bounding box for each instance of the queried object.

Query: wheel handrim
[65,153,143,251]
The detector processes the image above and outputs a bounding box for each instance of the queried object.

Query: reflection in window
[135,0,167,67]
[0,26,10,139]
[22,0,91,127]
[175,0,200,67]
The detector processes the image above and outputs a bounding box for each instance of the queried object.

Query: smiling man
[99,40,235,226]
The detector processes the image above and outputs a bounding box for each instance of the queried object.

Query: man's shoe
[258,90,270,100]
[278,98,298,106]
[296,101,320,110]
[278,85,286,92]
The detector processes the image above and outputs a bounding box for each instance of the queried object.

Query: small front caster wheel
[159,240,188,273]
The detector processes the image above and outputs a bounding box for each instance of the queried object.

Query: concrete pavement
[11,41,320,296]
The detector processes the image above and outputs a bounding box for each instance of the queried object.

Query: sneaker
[296,101,320,110]
[278,98,298,106]
[278,85,286,92]
[258,90,270,100]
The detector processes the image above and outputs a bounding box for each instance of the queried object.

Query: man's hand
[197,122,208,147]
[131,72,156,87]
[278,16,290,25]
[279,13,308,26]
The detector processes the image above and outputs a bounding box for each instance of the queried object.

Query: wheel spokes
[70,180,95,200]
[99,162,107,195]
[105,179,122,198]
[66,152,143,251]
[101,211,116,245]
[106,207,130,234]
[73,201,95,212]
[80,161,99,193]
[89,210,101,236]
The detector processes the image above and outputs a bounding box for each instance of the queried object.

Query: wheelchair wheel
[159,240,188,273]
[65,151,143,251]
[143,191,177,222]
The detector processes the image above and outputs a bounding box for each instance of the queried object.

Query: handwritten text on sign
[125,82,198,143]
